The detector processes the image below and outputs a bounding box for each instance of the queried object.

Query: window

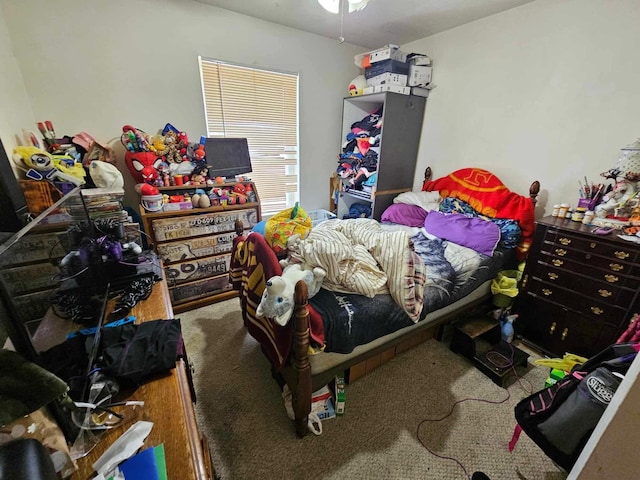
[199,57,299,216]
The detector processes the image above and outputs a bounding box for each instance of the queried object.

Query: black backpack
[510,343,637,471]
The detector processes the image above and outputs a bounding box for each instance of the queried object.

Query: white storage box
[309,209,337,227]
[363,84,411,96]
[408,65,432,87]
[366,72,408,87]
[354,44,407,68]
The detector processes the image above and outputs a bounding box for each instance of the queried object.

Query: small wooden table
[33,278,212,479]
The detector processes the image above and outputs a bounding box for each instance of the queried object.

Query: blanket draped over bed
[230,233,325,369]
[422,167,535,259]
[285,218,426,322]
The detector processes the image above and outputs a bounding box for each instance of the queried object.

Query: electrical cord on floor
[416,342,533,480]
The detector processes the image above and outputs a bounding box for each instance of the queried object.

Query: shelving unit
[337,92,426,220]
[139,182,261,312]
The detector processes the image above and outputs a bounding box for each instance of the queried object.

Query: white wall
[404,0,640,217]
[0,4,35,176]
[402,2,640,476]
[1,0,362,210]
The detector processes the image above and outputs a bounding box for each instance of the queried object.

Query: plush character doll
[190,164,209,185]
[125,151,162,184]
[256,263,326,326]
[13,146,85,185]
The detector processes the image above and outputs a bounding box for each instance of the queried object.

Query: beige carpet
[179,298,568,480]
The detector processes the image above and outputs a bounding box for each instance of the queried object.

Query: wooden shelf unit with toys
[138,181,261,313]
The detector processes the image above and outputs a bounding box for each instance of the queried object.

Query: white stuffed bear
[256,263,326,326]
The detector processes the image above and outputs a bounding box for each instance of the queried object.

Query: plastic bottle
[501,314,517,343]
[552,204,561,217]
[558,203,570,218]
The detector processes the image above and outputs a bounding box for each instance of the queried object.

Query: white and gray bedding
[309,225,516,354]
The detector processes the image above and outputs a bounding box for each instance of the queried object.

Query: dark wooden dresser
[515,215,640,358]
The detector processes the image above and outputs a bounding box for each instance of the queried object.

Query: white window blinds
[199,58,299,215]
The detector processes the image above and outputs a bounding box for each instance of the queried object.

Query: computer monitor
[204,137,253,179]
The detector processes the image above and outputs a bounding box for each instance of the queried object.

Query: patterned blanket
[229,233,325,369]
[286,218,426,322]
[422,167,535,259]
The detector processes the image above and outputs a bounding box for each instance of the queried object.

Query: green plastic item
[491,269,523,307]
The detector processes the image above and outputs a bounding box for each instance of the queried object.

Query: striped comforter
[285,218,426,322]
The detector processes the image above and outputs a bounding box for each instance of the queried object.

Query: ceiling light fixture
[318,0,339,14]
[318,0,369,14]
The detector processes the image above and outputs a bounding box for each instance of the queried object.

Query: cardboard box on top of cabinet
[354,44,408,68]
[366,72,408,87]
[363,84,411,95]
[408,65,432,87]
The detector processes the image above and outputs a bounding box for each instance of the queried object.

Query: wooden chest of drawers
[515,216,640,357]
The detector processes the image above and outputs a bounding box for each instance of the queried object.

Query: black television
[204,137,253,179]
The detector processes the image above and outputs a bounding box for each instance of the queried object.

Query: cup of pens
[578,177,606,210]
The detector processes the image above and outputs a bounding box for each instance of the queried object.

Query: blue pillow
[252,219,267,235]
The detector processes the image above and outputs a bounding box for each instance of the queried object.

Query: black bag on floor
[510,343,637,471]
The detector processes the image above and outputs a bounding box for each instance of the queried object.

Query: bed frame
[234,168,540,437]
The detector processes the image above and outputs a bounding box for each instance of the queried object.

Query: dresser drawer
[541,242,640,276]
[516,292,619,358]
[545,228,638,263]
[525,277,627,327]
[526,260,636,308]
[537,253,640,289]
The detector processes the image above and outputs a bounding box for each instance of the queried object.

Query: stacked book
[81,188,128,223]
[80,188,142,244]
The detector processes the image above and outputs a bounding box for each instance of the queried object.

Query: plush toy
[190,164,209,185]
[12,146,84,185]
[595,179,638,218]
[256,263,326,326]
[124,150,162,183]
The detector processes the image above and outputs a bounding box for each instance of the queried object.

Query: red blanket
[422,168,535,259]
[229,232,325,369]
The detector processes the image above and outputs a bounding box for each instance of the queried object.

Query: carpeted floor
[179,298,568,480]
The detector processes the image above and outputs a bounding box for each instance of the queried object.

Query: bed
[229,167,540,437]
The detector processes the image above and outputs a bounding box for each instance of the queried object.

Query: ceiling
[193,0,535,49]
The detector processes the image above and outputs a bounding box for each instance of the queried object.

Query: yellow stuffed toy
[13,146,85,185]
[264,203,312,255]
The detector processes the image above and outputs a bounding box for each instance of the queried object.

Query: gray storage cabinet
[337,92,426,220]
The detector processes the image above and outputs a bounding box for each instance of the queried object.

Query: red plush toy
[125,151,162,183]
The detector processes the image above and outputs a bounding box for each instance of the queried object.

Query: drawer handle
[609,263,624,272]
[555,248,567,256]
[615,251,630,259]
[605,274,619,283]
[598,289,613,298]
[552,259,564,267]
[561,328,569,341]
[547,272,559,280]
[542,288,553,296]
[559,237,571,245]
[550,322,556,334]
[591,306,604,315]
[590,242,597,248]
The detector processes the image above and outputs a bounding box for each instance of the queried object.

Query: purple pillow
[381,204,427,227]
[423,211,501,256]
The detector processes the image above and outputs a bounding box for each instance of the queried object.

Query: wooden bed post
[291,281,312,437]
[529,180,541,205]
